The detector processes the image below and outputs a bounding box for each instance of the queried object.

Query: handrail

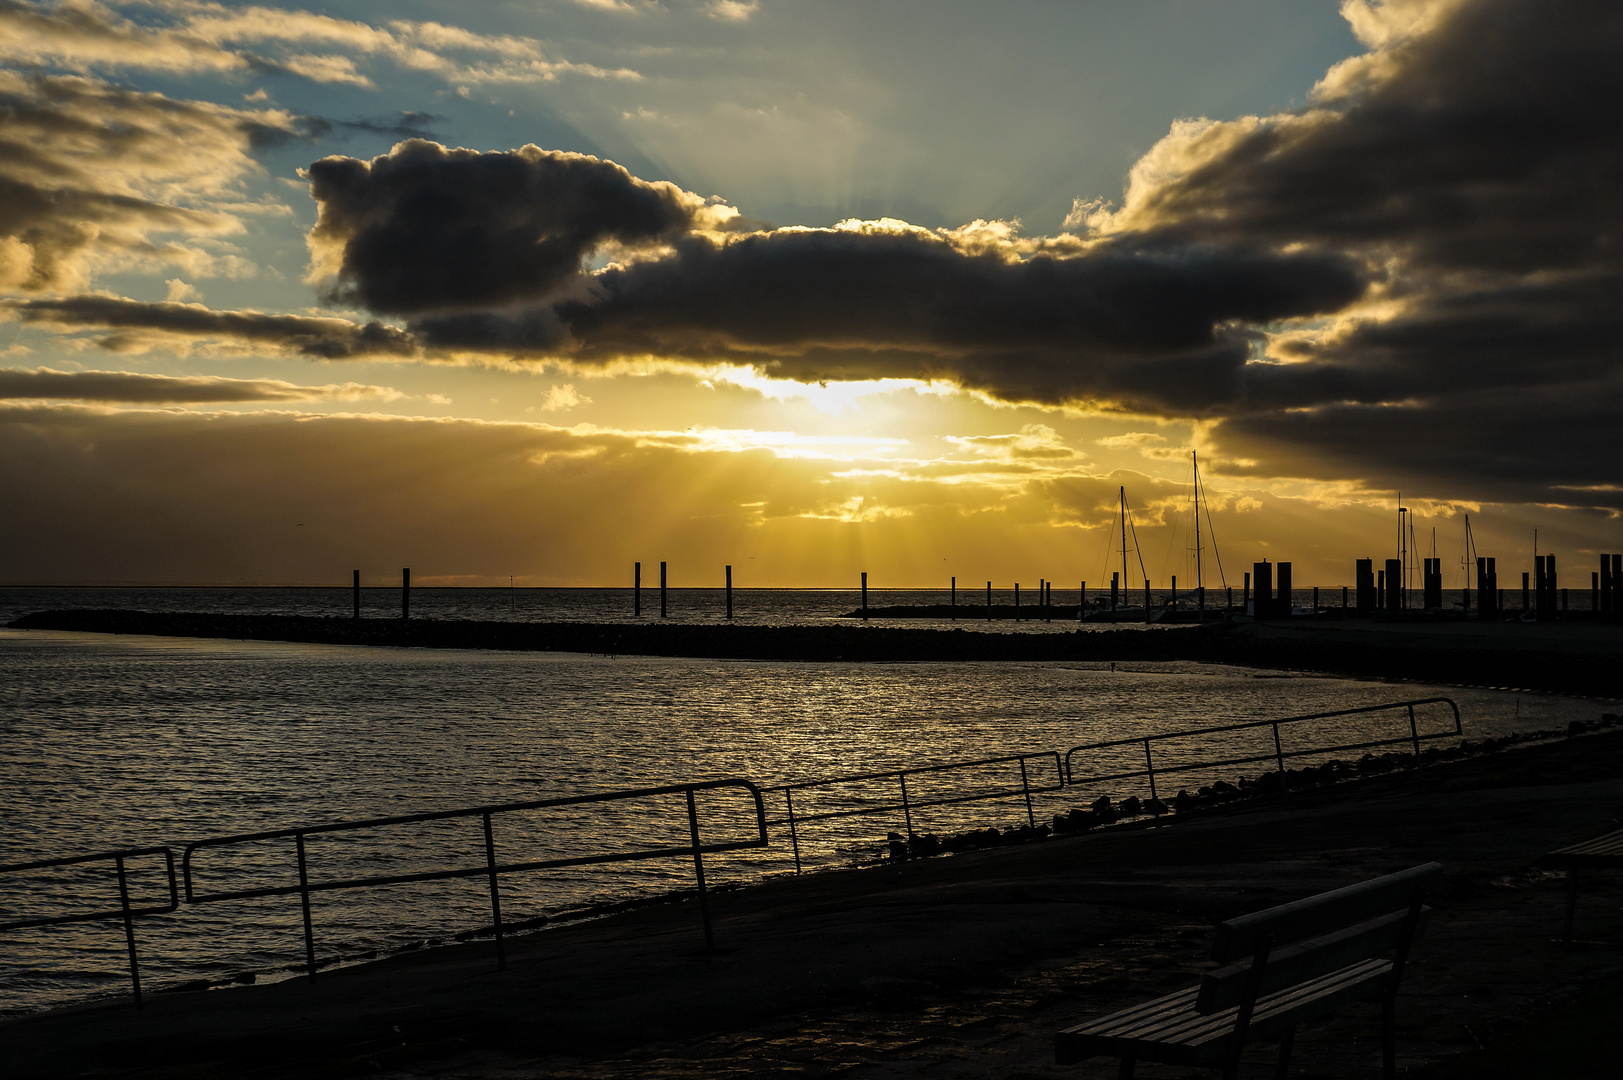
[183,778,767,977]
[1063,697,1462,804]
[760,751,1064,872]
[0,846,178,1008]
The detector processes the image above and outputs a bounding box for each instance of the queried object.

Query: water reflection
[0,628,1604,1014]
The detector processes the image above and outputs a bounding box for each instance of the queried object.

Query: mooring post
[1171,575,1177,610]
[725,564,733,619]
[1522,571,1530,614]
[986,580,992,620]
[1144,578,1151,623]
[1111,572,1119,611]
[861,571,868,620]
[1079,581,1086,621]
[1014,582,1020,619]
[950,575,956,619]
[1243,571,1251,615]
[660,561,668,618]
[634,561,641,616]
[352,570,360,620]
[401,567,410,621]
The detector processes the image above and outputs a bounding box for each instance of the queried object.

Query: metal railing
[182,778,767,978]
[1063,697,1462,805]
[0,847,178,1008]
[762,751,1064,872]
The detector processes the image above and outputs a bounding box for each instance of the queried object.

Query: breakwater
[11,608,1623,696]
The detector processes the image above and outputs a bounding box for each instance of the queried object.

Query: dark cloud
[305,139,709,314]
[7,295,417,359]
[296,0,1620,509]
[1207,375,1623,513]
[0,365,399,403]
[414,229,1364,410]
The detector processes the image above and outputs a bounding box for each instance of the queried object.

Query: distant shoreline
[10,609,1623,697]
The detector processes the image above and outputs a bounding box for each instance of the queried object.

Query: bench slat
[1545,827,1623,866]
[1056,959,1391,1066]
[1196,906,1426,1013]
[1211,862,1440,962]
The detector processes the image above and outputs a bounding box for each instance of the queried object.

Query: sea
[0,586,1610,1015]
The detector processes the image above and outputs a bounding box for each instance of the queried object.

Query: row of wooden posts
[349,553,1623,622]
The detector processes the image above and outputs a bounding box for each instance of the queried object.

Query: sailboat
[1084,486,1152,622]
[1156,451,1231,622]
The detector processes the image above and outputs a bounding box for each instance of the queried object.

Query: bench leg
[1116,1055,1135,1079]
[1562,868,1581,945]
[1382,997,1396,1080]
[1275,1026,1295,1080]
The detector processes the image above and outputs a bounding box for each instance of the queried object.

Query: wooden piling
[1143,578,1151,623]
[352,570,360,620]
[1312,585,1319,618]
[1243,571,1251,616]
[1110,572,1119,611]
[950,575,956,620]
[401,568,410,621]
[634,562,641,616]
[660,561,668,618]
[725,565,733,619]
[1014,582,1020,620]
[986,580,992,620]
[861,572,868,620]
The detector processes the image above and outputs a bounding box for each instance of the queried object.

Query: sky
[0,0,1618,590]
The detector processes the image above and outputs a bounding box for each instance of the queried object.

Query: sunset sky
[1,0,1617,589]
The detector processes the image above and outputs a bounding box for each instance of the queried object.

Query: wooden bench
[1544,824,1623,943]
[1055,863,1440,1079]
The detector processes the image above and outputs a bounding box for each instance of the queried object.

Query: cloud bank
[284,0,1620,507]
[0,365,400,402]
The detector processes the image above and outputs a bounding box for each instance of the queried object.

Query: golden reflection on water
[0,629,1599,1013]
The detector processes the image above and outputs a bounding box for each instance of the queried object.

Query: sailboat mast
[1120,485,1130,602]
[1192,451,1204,591]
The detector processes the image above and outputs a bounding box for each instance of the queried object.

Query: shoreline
[11,608,1623,696]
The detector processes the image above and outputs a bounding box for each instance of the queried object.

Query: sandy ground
[6,727,1623,1079]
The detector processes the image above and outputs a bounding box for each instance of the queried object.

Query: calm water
[0,590,1611,1015]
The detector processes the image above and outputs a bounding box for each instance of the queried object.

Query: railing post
[1143,739,1159,813]
[685,788,714,952]
[295,833,317,981]
[114,855,143,1009]
[1272,723,1288,799]
[1408,703,1428,793]
[1018,758,1035,828]
[785,790,803,874]
[899,773,915,836]
[482,811,506,971]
